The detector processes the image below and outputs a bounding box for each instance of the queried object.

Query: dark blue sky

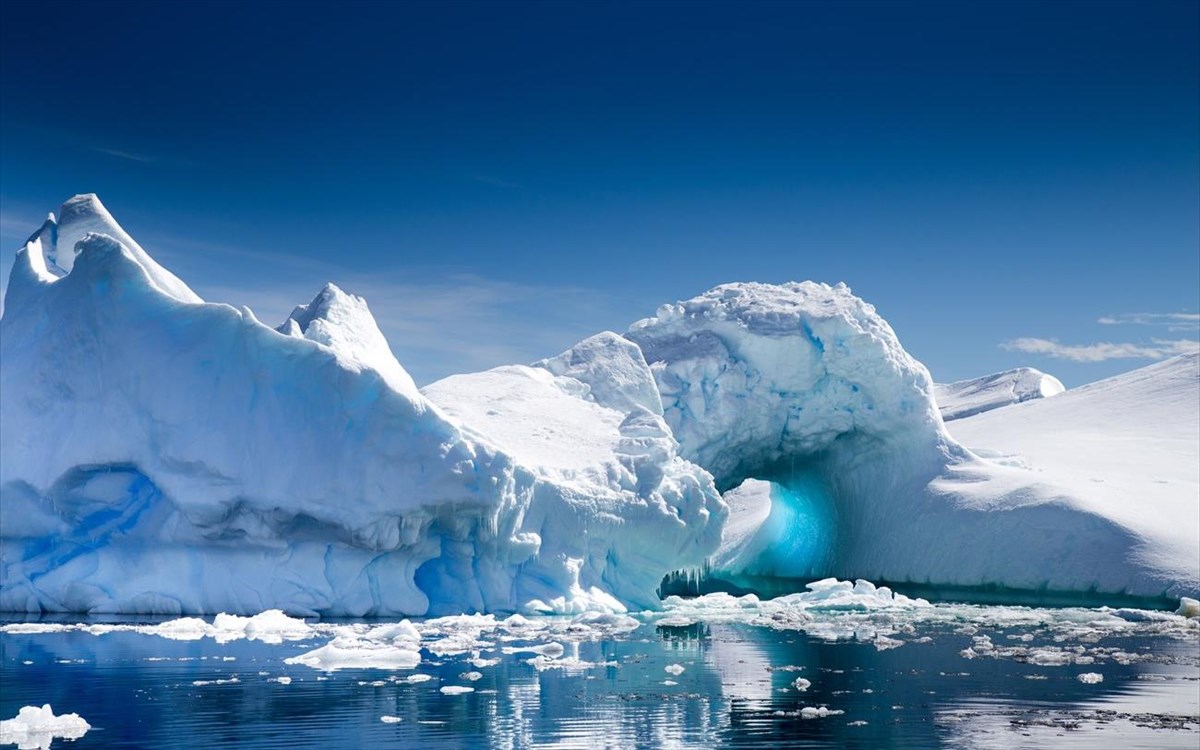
[2,0,1197,385]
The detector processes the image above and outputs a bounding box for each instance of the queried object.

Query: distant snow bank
[935,367,1065,421]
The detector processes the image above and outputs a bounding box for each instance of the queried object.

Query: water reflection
[2,613,1196,749]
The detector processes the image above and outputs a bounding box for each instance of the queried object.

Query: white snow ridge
[935,367,1065,421]
[1,195,1196,617]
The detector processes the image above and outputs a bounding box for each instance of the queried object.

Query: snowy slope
[0,196,723,616]
[938,354,1200,596]
[935,367,1065,421]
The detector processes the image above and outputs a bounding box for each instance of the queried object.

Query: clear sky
[1,0,1196,386]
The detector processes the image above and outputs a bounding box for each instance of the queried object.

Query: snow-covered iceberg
[629,284,1197,601]
[935,367,1065,421]
[2,195,1195,616]
[0,195,723,616]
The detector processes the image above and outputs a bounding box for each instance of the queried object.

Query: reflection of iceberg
[5,593,1194,749]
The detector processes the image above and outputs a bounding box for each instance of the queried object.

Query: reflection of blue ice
[3,609,1195,750]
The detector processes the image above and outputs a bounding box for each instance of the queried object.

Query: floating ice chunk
[796,706,843,719]
[284,636,420,671]
[192,677,240,686]
[1176,597,1200,618]
[212,610,313,644]
[364,620,422,643]
[0,705,91,749]
[664,663,685,676]
[269,676,292,685]
[526,656,617,672]
[439,686,475,695]
[1077,672,1104,684]
[461,671,483,681]
[380,716,403,724]
[405,674,433,684]
[793,677,811,691]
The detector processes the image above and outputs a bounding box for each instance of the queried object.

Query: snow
[938,353,1200,598]
[935,367,1065,421]
[0,195,722,617]
[533,331,664,416]
[277,283,420,400]
[0,705,90,750]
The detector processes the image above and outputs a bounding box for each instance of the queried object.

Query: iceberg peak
[279,282,420,400]
[3,194,202,308]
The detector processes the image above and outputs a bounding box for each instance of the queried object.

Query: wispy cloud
[1097,312,1200,332]
[1001,337,1200,362]
[94,146,158,163]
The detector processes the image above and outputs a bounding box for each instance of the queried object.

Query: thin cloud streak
[94,146,157,163]
[1097,312,1200,329]
[1001,337,1200,363]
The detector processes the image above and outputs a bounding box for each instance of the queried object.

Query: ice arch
[626,282,960,580]
[626,283,1192,602]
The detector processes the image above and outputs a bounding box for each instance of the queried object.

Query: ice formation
[0,705,90,750]
[627,283,1196,599]
[935,367,1065,421]
[1,195,1196,616]
[0,195,723,616]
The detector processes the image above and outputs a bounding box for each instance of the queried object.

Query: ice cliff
[1,196,1195,616]
[0,195,722,616]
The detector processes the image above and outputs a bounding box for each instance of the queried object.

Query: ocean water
[2,596,1197,749]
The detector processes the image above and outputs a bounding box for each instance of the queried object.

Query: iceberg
[0,195,723,616]
[1,195,1195,616]
[935,367,1065,421]
[629,283,1197,601]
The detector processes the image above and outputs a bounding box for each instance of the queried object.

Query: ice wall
[0,196,724,616]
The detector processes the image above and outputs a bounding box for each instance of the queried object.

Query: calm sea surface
[2,605,1197,749]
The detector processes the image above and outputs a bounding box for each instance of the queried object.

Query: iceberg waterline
[0,195,1196,617]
